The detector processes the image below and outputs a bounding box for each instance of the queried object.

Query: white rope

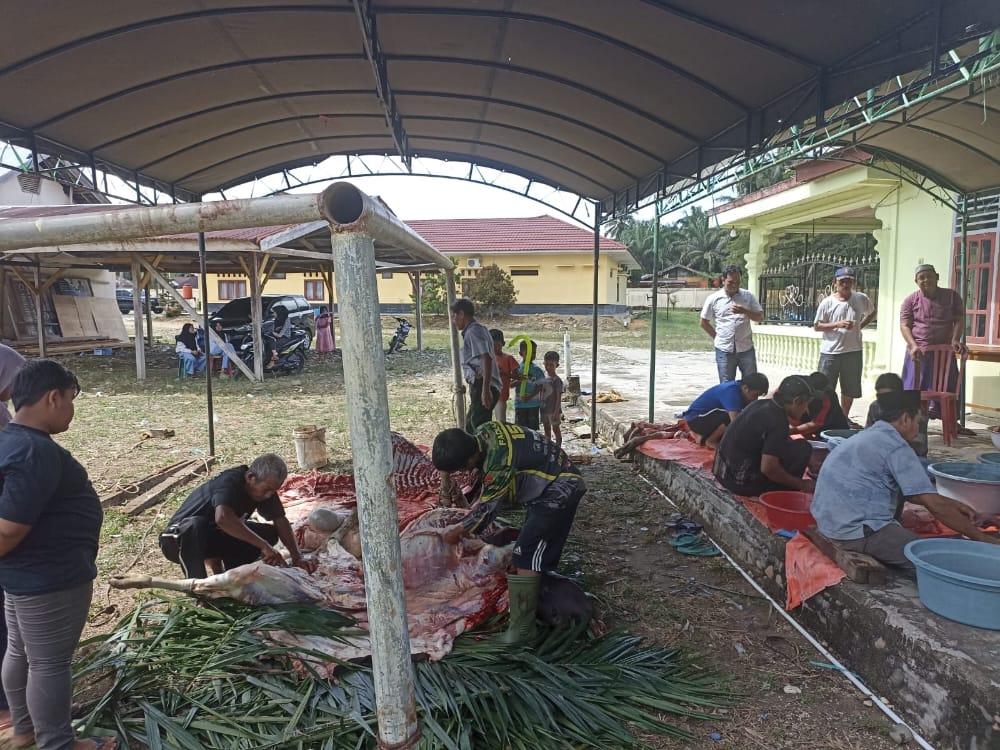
[638,473,936,750]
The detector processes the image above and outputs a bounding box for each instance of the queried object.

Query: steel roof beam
[352,0,410,169]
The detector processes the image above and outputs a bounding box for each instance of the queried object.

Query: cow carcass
[112,435,508,672]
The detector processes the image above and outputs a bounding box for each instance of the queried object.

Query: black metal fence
[758,254,879,326]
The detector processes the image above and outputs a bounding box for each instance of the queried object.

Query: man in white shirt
[700,266,764,383]
[813,266,876,417]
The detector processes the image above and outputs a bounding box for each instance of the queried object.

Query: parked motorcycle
[387,317,412,354]
[233,326,310,377]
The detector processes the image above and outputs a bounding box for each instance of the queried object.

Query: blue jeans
[179,351,207,375]
[715,347,757,383]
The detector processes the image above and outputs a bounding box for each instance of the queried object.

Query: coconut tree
[675,207,730,275]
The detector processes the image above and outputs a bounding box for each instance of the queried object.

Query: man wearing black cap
[713,375,816,496]
[899,263,972,431]
[813,266,876,417]
[811,390,997,570]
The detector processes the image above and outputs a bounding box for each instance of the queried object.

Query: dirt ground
[64,313,909,747]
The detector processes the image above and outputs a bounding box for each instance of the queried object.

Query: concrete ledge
[595,409,1000,749]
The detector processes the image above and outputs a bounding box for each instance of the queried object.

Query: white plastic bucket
[292,425,328,470]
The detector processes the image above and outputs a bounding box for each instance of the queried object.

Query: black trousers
[512,477,586,572]
[466,380,500,434]
[159,517,279,579]
[716,439,812,496]
[686,409,731,442]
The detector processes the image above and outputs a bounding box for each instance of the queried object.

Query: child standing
[315,306,334,361]
[513,339,545,430]
[541,351,565,448]
[490,329,520,424]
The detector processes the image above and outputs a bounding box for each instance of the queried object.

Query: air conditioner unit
[467,258,482,269]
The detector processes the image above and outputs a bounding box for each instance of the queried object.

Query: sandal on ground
[79,736,118,750]
[669,533,721,556]
[956,426,976,437]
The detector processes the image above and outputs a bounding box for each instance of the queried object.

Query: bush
[411,271,449,315]
[469,264,517,318]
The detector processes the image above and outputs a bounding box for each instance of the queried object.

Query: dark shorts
[512,476,585,572]
[514,406,540,431]
[686,409,731,441]
[159,516,279,579]
[838,523,920,571]
[818,350,863,399]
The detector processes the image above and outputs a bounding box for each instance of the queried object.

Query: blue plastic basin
[905,538,1000,630]
[819,429,862,441]
[979,452,1000,467]
[927,462,1000,515]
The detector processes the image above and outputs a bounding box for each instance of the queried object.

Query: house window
[218,280,247,300]
[270,272,287,280]
[510,269,539,277]
[381,272,394,279]
[304,279,325,301]
[953,234,999,345]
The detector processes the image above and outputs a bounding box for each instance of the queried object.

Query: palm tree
[675,207,730,275]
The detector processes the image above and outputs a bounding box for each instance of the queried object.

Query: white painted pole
[414,271,423,351]
[444,268,466,429]
[563,332,571,379]
[131,256,146,381]
[249,254,264,380]
[330,228,420,749]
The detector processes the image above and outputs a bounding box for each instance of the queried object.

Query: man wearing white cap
[899,263,971,431]
[813,266,876,417]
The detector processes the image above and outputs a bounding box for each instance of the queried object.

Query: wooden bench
[803,526,888,585]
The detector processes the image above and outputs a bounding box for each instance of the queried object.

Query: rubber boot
[497,574,540,645]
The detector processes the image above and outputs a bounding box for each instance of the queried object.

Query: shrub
[469,264,517,318]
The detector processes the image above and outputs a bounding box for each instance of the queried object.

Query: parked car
[116,288,162,314]
[209,294,316,347]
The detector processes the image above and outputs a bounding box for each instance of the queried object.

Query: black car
[209,294,316,347]
[116,288,162,314]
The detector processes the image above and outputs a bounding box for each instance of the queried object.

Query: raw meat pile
[112,434,510,672]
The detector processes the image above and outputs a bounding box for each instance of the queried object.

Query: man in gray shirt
[700,265,764,383]
[451,298,501,432]
[811,390,996,570]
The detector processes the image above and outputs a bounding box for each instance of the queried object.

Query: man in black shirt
[713,375,817,496]
[158,454,313,578]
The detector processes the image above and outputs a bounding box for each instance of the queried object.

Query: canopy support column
[32,267,45,358]
[590,205,601,445]
[648,202,663,423]
[445,268,465,428]
[324,267,336,350]
[246,254,265,381]
[957,194,968,426]
[130,256,146,381]
[199,233,216,457]
[330,225,420,750]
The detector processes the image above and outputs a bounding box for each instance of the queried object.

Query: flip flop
[669,533,721,556]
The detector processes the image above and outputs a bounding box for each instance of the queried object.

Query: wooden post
[324,267,336,349]
[33,266,45,357]
[249,254,264,380]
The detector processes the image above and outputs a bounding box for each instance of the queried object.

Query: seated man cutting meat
[432,423,585,645]
[158,454,314,578]
[682,372,769,449]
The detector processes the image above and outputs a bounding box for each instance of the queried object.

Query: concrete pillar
[743,228,772,297]
[872,189,901,374]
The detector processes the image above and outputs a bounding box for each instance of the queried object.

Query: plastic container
[760,491,815,532]
[292,425,328,470]
[904,538,1000,630]
[927,462,1000,515]
[978,453,1000,467]
[819,429,862,442]
[806,440,829,478]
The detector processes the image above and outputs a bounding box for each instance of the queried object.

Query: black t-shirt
[0,424,103,596]
[168,466,284,527]
[805,388,850,431]
[713,399,790,494]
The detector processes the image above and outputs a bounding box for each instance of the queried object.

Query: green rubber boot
[498,574,540,645]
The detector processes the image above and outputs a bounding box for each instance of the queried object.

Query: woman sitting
[175,323,207,376]
[208,321,235,376]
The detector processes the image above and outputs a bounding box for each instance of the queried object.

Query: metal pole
[957,194,968,426]
[414,271,423,351]
[130,256,146,381]
[648,203,661,423]
[199,233,216,457]
[444,267,466,428]
[33,266,45,357]
[590,206,601,445]
[330,228,420,750]
[324,267,336,350]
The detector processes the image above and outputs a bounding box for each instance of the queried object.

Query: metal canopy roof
[0,1,997,211]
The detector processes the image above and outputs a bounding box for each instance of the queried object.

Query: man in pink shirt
[899,263,972,432]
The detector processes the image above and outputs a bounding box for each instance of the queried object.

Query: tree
[675,207,730,275]
[468,264,517,318]
[411,270,449,314]
[606,215,682,273]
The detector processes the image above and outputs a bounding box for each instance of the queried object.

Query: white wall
[627,288,713,310]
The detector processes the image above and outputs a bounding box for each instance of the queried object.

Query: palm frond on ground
[74,597,734,749]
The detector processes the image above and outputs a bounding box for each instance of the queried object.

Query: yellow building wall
[207,253,627,309]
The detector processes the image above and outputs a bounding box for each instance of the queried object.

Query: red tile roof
[404,216,627,253]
